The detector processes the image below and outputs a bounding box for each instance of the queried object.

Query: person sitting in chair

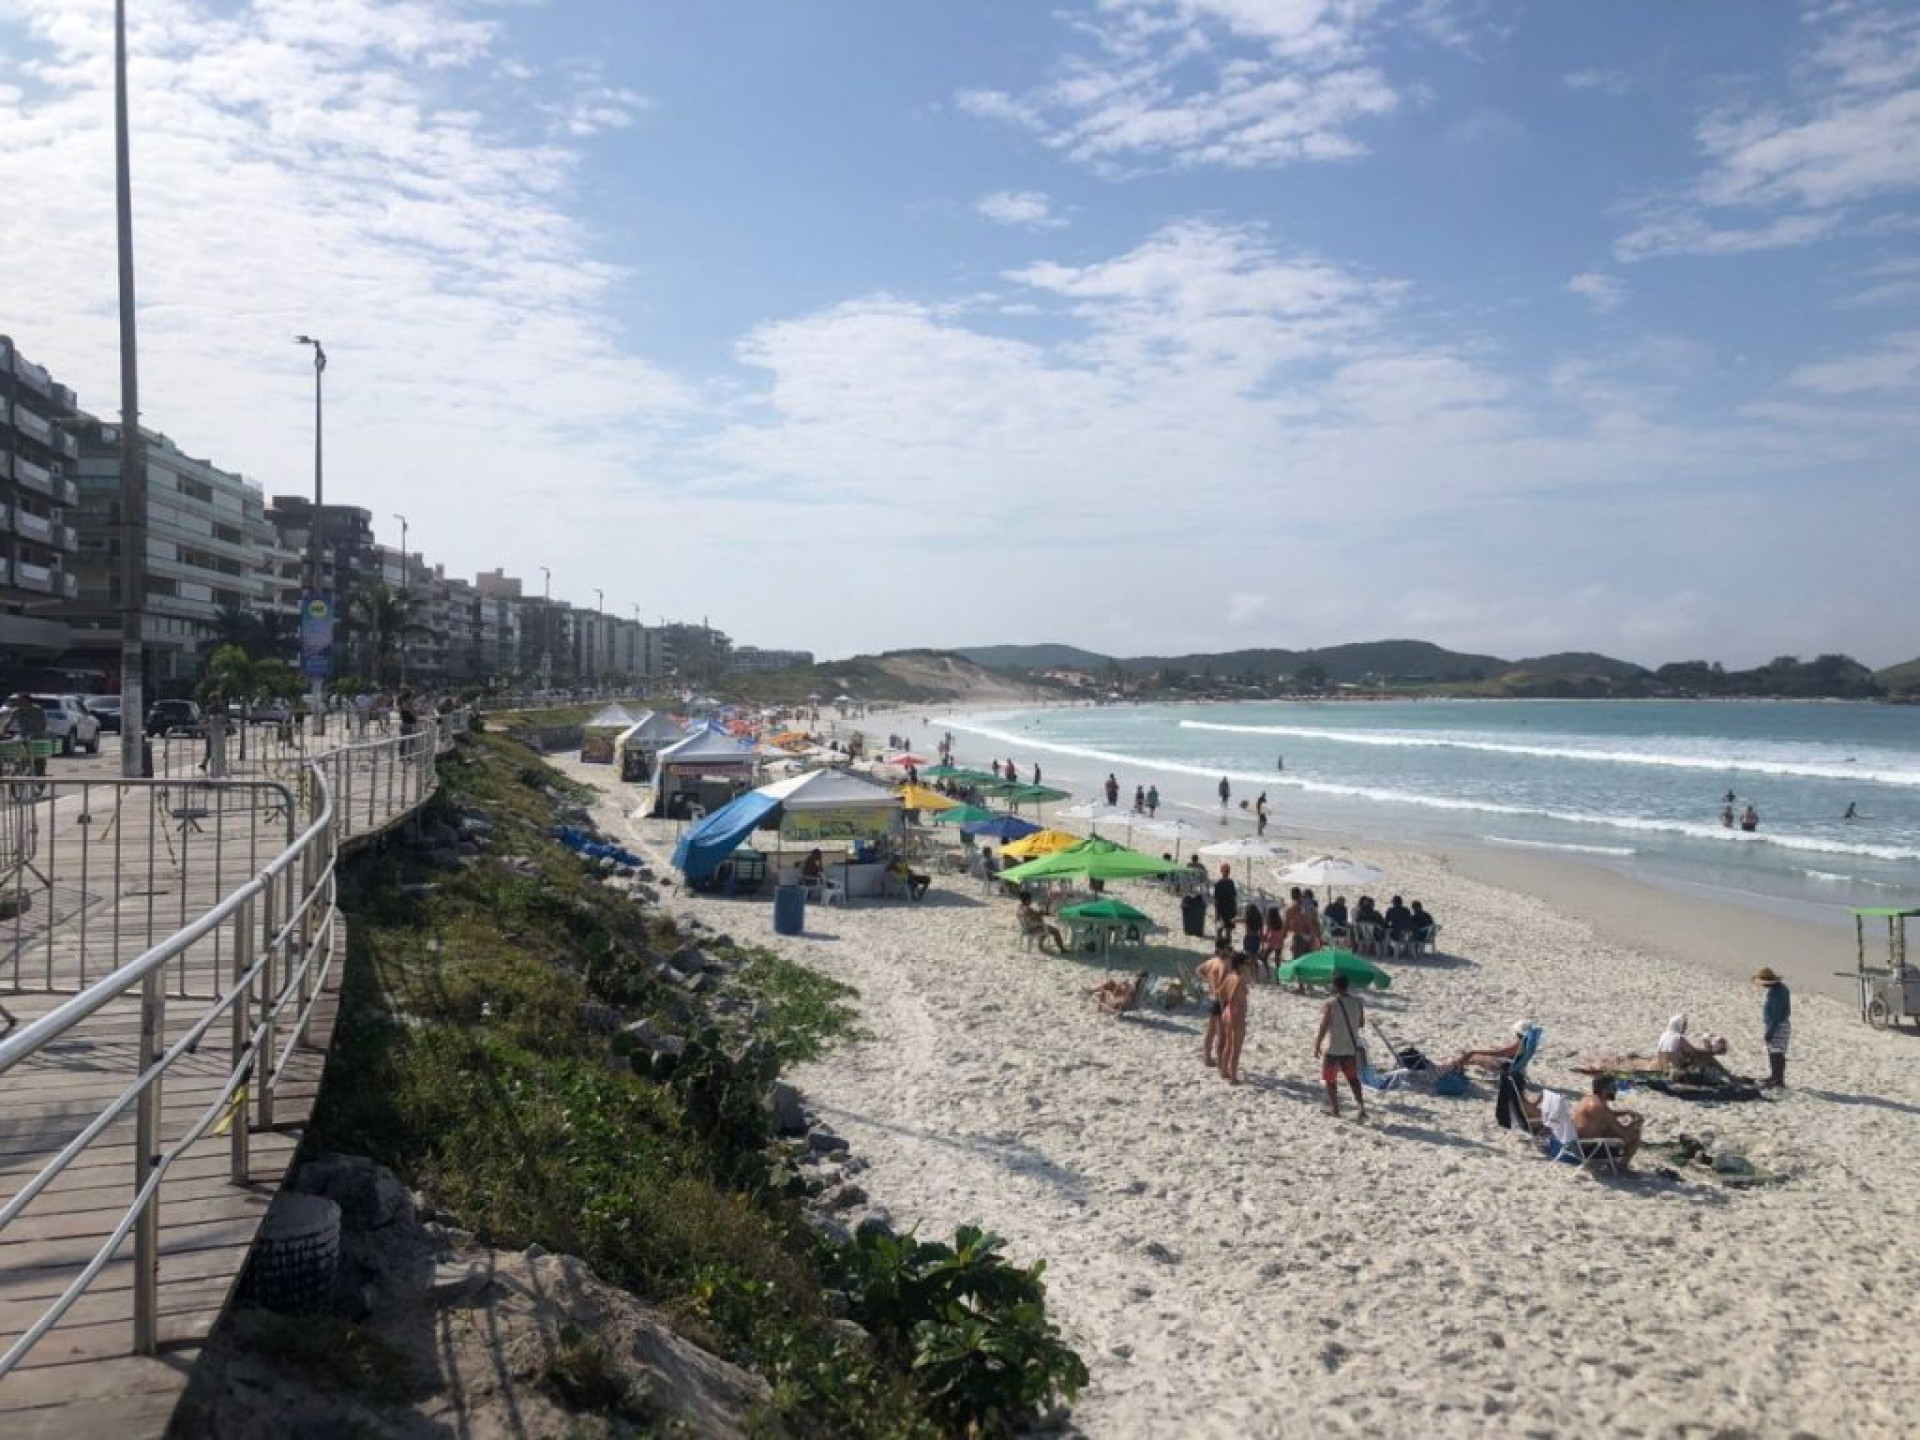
[886,853,931,901]
[1656,1014,1729,1079]
[1018,894,1067,955]
[1574,1075,1645,1167]
[1090,970,1150,1014]
[800,849,825,884]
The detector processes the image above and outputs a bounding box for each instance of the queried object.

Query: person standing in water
[1844,801,1858,821]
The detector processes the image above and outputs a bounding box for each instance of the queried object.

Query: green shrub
[825,1226,1088,1436]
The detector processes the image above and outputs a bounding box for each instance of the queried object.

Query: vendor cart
[1854,906,1920,1030]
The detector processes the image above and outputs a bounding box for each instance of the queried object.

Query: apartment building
[731,646,815,673]
[0,335,80,669]
[66,419,274,692]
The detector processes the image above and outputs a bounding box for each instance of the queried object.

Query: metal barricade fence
[0,715,462,1379]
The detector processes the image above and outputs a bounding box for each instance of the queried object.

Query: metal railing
[0,713,462,1378]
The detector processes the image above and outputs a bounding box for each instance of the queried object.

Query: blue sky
[1,0,1916,666]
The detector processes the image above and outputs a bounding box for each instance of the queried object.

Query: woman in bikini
[1218,953,1252,1084]
[1259,905,1286,981]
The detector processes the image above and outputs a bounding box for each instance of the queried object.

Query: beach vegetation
[308,729,1084,1435]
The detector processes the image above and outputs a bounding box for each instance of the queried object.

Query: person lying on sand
[1574,1076,1645,1166]
[1090,970,1150,1015]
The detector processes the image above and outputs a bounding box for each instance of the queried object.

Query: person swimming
[1844,801,1859,821]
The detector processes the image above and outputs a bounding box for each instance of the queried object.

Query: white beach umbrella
[1139,816,1209,859]
[1199,836,1293,862]
[1274,854,1384,897]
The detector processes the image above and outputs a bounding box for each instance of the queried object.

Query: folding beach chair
[1537,1090,1627,1175]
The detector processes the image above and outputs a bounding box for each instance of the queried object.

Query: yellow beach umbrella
[897,784,959,812]
[1000,827,1083,861]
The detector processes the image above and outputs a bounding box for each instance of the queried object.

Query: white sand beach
[553,734,1920,1438]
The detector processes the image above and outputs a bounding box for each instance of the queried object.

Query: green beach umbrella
[930,803,1001,825]
[1056,898,1152,925]
[1277,949,1392,991]
[999,836,1181,885]
[1000,783,1070,805]
[920,763,968,779]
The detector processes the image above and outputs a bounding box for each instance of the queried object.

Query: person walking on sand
[1145,784,1159,817]
[1032,763,1042,786]
[1756,967,1792,1088]
[1105,773,1120,806]
[1315,974,1368,1120]
[1213,863,1239,936]
[1133,784,1146,814]
[1256,792,1269,837]
[1218,776,1231,811]
[1218,953,1252,1084]
[1198,937,1233,1067]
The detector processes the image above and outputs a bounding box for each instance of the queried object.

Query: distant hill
[1511,651,1652,682]
[954,643,1118,672]
[1878,657,1920,697]
[724,649,1049,703]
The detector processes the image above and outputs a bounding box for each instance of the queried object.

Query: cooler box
[1181,893,1208,938]
[773,883,806,936]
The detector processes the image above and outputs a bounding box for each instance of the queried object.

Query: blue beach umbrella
[961,815,1042,842]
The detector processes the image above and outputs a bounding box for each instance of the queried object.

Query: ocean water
[939,699,1920,921]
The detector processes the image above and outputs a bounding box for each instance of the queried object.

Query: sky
[1,0,1917,668]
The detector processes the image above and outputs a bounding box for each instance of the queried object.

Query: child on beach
[1218,953,1252,1084]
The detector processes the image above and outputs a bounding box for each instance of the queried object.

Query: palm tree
[343,584,435,688]
[199,601,297,662]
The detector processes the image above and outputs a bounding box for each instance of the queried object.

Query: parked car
[146,699,204,738]
[30,694,103,755]
[83,695,123,734]
[246,700,293,725]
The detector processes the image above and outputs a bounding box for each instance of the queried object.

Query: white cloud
[955,0,1409,172]
[975,190,1068,229]
[0,0,685,596]
[1563,67,1631,95]
[1614,5,1920,261]
[554,86,652,139]
[1787,330,1920,394]
[1566,271,1626,312]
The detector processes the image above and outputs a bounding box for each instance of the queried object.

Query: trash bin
[773,883,806,936]
[1181,893,1208,938]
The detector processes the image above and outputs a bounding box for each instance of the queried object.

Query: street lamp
[392,512,408,687]
[539,564,551,691]
[294,334,326,732]
[113,0,148,782]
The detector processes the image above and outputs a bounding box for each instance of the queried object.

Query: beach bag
[1433,1069,1471,1097]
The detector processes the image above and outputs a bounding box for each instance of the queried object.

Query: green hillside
[1876,656,1920,697]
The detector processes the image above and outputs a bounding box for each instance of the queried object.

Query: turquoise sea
[940,699,1920,922]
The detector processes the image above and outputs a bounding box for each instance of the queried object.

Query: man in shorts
[1314,973,1368,1121]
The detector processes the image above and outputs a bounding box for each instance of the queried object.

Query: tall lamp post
[539,565,552,692]
[592,586,604,689]
[392,512,408,688]
[113,0,147,782]
[294,334,326,733]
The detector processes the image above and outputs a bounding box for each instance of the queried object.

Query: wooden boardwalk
[0,731,438,1436]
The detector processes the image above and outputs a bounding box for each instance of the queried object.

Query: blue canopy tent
[670,768,905,893]
[672,789,782,884]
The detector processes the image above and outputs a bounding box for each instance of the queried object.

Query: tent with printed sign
[649,726,758,818]
[670,767,904,885]
[581,703,642,764]
[614,711,691,782]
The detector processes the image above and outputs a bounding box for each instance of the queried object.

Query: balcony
[0,558,9,588]
[15,560,53,594]
[53,523,78,552]
[12,453,53,497]
[52,383,76,412]
[0,503,9,535]
[60,571,78,599]
[14,508,52,543]
[52,428,78,461]
[12,404,52,445]
[11,352,52,396]
[57,475,78,507]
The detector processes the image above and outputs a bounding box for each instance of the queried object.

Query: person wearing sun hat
[1754,967,1792,1089]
